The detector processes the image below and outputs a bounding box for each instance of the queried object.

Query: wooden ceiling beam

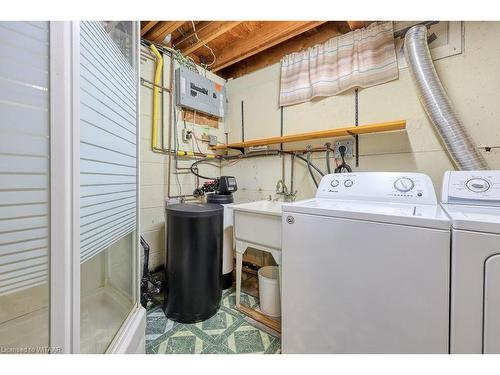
[180,21,243,55]
[220,22,345,79]
[347,21,372,30]
[140,21,159,37]
[210,21,327,72]
[145,21,186,43]
[172,21,211,47]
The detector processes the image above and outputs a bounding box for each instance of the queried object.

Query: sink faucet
[275,179,297,202]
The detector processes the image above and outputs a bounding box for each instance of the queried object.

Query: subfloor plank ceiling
[140,21,372,79]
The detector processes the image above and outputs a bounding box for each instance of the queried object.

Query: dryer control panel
[316,172,437,205]
[441,170,500,206]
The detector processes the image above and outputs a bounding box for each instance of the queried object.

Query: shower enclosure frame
[48,21,144,354]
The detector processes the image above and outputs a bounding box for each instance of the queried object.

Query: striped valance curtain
[279,22,398,107]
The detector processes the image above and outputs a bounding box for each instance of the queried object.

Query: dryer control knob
[344,179,353,188]
[466,178,490,193]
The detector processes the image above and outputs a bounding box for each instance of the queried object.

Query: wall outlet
[333,139,354,159]
[182,128,192,143]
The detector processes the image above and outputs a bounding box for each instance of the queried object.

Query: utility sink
[231,200,283,251]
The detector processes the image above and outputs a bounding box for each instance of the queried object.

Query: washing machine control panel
[441,171,500,206]
[316,172,437,205]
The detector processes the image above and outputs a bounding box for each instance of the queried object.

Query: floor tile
[222,291,259,309]
[154,325,211,354]
[224,321,279,354]
[201,342,235,354]
[146,286,280,354]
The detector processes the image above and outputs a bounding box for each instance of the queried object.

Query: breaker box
[175,67,226,118]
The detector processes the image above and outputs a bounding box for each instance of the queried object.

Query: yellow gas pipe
[150,44,163,150]
[149,44,215,159]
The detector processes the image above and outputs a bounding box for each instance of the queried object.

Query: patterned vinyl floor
[146,287,281,354]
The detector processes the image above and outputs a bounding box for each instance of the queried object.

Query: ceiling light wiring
[190,21,217,68]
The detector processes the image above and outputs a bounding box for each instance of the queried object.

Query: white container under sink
[258,266,281,317]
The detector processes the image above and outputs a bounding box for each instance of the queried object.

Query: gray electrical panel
[175,67,226,118]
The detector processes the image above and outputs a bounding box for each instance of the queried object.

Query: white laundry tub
[231,200,283,250]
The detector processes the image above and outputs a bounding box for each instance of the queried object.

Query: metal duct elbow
[404,25,488,170]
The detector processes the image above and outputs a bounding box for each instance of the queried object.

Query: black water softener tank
[164,203,223,323]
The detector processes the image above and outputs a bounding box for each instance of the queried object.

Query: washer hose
[325,143,333,174]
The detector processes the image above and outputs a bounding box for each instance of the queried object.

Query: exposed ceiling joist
[210,21,327,72]
[180,21,243,55]
[145,21,186,43]
[172,21,211,47]
[220,22,345,79]
[347,21,371,30]
[140,21,158,37]
[140,21,368,78]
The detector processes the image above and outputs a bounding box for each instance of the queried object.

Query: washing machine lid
[283,198,450,229]
[441,203,500,234]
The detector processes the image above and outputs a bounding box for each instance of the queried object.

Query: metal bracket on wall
[240,100,246,154]
[280,106,284,151]
[228,146,246,154]
[354,88,360,167]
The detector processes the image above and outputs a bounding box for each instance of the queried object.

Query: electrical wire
[190,21,217,68]
[192,132,205,155]
[140,39,197,72]
[334,145,353,173]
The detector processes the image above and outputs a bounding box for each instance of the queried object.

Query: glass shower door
[0,21,51,353]
[78,21,139,354]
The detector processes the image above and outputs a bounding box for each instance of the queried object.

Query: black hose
[334,146,353,173]
[140,236,150,280]
[189,158,219,180]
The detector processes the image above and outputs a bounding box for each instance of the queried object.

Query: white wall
[222,22,500,202]
[140,47,225,269]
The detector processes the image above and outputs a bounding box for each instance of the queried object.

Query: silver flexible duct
[404,25,488,170]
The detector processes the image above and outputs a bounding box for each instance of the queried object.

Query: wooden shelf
[210,120,406,150]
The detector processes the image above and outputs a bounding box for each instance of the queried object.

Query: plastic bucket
[258,266,281,317]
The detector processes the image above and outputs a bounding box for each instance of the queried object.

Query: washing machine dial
[466,178,490,193]
[394,177,415,193]
[330,179,339,188]
[344,179,353,188]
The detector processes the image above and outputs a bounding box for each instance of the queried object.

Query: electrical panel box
[175,67,226,118]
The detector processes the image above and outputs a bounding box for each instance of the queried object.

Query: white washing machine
[281,172,450,353]
[441,170,500,354]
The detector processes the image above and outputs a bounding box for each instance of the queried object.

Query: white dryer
[281,172,450,353]
[441,170,500,354]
